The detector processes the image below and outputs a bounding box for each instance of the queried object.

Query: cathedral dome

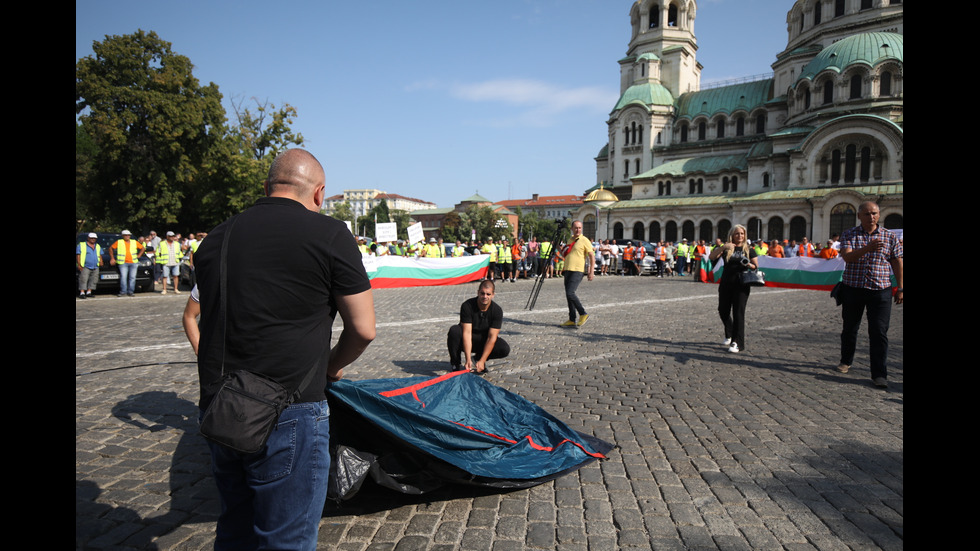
[611,82,675,113]
[796,32,902,86]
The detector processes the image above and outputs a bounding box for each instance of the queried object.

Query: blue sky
[76,0,791,209]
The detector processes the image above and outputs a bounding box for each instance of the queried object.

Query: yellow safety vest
[78,243,101,266]
[156,241,184,264]
[498,244,512,262]
[114,239,140,263]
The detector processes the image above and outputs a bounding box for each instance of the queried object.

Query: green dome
[611,82,675,113]
[796,32,902,85]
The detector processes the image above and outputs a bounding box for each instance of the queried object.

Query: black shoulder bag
[199,214,319,454]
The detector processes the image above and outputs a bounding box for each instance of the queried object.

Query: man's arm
[587,249,595,281]
[182,297,201,355]
[462,322,474,371]
[474,327,499,373]
[328,289,376,381]
[890,256,903,304]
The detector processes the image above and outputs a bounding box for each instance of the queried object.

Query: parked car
[75,233,155,293]
[612,239,657,275]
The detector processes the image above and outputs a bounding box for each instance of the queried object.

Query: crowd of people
[75,229,209,298]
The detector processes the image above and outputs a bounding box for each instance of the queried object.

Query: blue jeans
[207,399,331,551]
[839,285,892,379]
[118,263,138,295]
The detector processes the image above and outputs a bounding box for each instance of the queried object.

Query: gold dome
[585,184,618,203]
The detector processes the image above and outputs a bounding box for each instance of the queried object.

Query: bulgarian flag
[708,256,844,291]
[363,255,490,289]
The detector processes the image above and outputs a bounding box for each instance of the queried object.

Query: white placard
[407,222,425,245]
[375,222,397,243]
[343,221,352,234]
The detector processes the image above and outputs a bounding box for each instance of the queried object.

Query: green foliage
[330,201,355,225]
[76,30,226,233]
[76,31,306,233]
[356,200,393,240]
[462,205,513,242]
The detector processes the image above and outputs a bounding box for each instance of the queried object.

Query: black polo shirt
[194,197,371,408]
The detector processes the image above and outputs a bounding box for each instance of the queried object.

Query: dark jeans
[839,284,892,379]
[564,271,587,321]
[718,283,750,350]
[447,324,510,367]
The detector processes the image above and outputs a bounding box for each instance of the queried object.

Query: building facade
[582,0,903,244]
[323,189,437,219]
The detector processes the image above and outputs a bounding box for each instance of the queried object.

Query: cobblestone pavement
[76,274,903,550]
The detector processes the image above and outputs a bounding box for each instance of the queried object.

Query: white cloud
[409,78,618,128]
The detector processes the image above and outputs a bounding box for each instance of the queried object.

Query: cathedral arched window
[698,121,706,141]
[632,222,645,240]
[736,116,745,136]
[635,159,640,174]
[835,0,845,17]
[667,4,678,27]
[813,1,822,25]
[804,88,811,109]
[756,113,766,134]
[716,118,725,139]
[680,123,688,142]
[823,80,833,104]
[849,74,862,99]
[880,71,892,96]
[649,5,659,28]
[830,203,856,237]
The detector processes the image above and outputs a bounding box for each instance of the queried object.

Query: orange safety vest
[623,246,634,261]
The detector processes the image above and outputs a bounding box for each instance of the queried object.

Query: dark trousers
[564,271,587,321]
[718,283,750,349]
[839,284,892,379]
[447,324,510,367]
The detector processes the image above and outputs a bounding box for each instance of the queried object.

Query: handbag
[198,214,318,454]
[739,268,767,287]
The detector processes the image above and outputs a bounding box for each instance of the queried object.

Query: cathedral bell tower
[625,0,701,97]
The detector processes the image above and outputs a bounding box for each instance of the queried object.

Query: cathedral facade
[581,0,903,244]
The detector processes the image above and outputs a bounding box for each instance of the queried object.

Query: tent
[327,370,614,500]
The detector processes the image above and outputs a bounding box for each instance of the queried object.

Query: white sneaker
[723,338,731,346]
[728,343,739,353]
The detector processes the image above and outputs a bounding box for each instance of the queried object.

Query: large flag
[708,256,845,291]
[362,255,490,288]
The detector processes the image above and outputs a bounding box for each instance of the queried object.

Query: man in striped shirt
[836,201,904,388]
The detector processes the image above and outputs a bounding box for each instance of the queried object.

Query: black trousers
[718,283,751,349]
[447,324,510,367]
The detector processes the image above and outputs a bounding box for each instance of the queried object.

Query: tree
[230,97,304,161]
[330,201,355,226]
[76,30,226,233]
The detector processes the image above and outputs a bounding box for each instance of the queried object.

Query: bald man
[191,149,376,549]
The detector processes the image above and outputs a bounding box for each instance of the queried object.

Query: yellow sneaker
[560,320,577,327]
[576,314,590,327]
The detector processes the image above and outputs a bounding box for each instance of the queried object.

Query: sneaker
[836,363,850,374]
[577,314,590,327]
[728,342,740,353]
[723,338,731,346]
[560,320,577,327]
[872,377,888,388]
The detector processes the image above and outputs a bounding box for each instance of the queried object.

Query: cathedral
[580,0,903,244]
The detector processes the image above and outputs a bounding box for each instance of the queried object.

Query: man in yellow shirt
[561,221,595,327]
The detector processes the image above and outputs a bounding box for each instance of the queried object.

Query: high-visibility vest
[498,244,512,262]
[156,241,184,264]
[78,243,101,267]
[482,244,497,262]
[623,246,634,261]
[452,245,464,257]
[798,243,814,257]
[540,242,551,256]
[114,239,140,263]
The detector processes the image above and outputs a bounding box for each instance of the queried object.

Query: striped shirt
[840,225,903,290]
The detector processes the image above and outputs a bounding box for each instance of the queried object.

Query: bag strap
[218,212,319,403]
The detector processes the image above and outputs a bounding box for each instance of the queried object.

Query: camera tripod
[525,217,568,311]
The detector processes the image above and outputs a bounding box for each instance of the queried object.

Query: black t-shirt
[459,297,503,339]
[194,197,371,408]
[720,247,758,286]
